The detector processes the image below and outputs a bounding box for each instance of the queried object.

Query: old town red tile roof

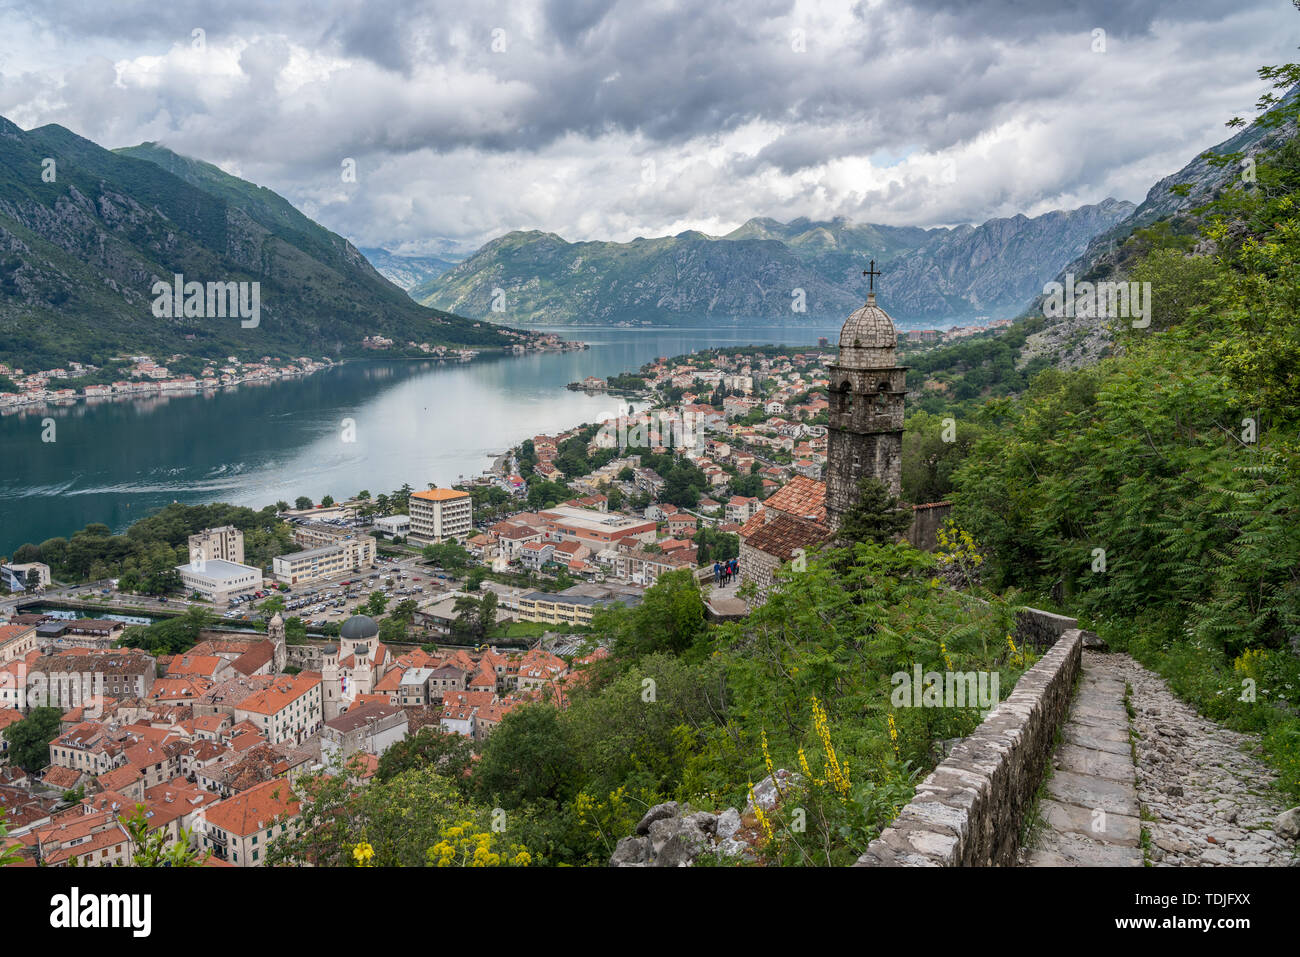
[759,475,827,524]
[204,779,300,837]
[743,513,833,562]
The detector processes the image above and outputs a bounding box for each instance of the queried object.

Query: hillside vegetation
[950,71,1300,800]
[0,122,521,368]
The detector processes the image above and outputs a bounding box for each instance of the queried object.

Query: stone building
[738,514,833,606]
[825,289,906,530]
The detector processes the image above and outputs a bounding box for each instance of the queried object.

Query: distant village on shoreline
[0,329,588,417]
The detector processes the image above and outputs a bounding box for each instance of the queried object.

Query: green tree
[606,485,624,510]
[423,541,472,571]
[376,727,473,789]
[3,707,63,771]
[479,591,499,634]
[295,496,313,510]
[269,765,492,867]
[124,805,209,866]
[0,809,23,867]
[474,704,581,810]
[901,410,984,504]
[594,569,706,659]
[838,478,913,545]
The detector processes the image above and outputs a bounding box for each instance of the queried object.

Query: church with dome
[318,614,393,719]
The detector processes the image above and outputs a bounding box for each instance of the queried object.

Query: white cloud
[0,0,1295,254]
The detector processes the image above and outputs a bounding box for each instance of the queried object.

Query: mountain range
[359,247,461,291]
[0,120,523,369]
[409,200,1136,327]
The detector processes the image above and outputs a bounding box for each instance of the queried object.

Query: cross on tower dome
[862,259,882,293]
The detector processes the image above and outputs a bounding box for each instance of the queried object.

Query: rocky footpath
[1096,653,1298,866]
[609,770,799,867]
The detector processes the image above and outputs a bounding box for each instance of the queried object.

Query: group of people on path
[713,558,739,586]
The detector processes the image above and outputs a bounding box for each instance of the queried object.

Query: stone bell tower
[825,261,906,531]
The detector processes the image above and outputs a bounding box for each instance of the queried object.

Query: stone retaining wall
[854,628,1085,866]
[1014,607,1078,648]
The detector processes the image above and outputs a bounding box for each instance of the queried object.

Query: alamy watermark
[0,664,109,717]
[890,665,1000,715]
[596,406,705,451]
[1042,274,1150,328]
[151,273,260,328]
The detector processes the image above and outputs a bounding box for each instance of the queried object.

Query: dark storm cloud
[902,0,1242,38]
[0,0,1295,251]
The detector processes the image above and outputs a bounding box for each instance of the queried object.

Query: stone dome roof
[340,614,379,640]
[839,293,896,350]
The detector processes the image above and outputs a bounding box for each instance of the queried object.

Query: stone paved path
[1023,650,1297,866]
[1022,651,1143,865]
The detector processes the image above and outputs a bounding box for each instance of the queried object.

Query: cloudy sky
[1,0,1297,256]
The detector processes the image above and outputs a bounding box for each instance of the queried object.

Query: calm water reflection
[0,321,844,550]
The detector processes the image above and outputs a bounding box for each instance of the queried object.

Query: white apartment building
[272,536,376,585]
[233,674,323,746]
[408,488,473,543]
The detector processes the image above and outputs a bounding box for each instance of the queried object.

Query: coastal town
[0,354,336,413]
[0,331,952,867]
[0,330,584,415]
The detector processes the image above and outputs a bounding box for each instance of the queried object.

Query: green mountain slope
[0,121,522,368]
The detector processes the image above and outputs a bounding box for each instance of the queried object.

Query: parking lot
[231,553,459,627]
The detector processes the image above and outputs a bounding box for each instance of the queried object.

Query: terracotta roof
[743,513,832,562]
[411,488,470,502]
[238,674,320,716]
[497,524,542,540]
[167,654,226,677]
[760,475,827,524]
[230,640,275,676]
[42,766,85,789]
[204,779,300,837]
[0,624,35,644]
[96,765,143,792]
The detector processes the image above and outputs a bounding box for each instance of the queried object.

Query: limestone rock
[636,801,679,835]
[744,769,802,816]
[610,835,650,866]
[1080,631,1109,652]
[1275,807,1300,841]
[716,807,742,841]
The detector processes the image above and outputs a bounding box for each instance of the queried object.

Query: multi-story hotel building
[408,488,473,543]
